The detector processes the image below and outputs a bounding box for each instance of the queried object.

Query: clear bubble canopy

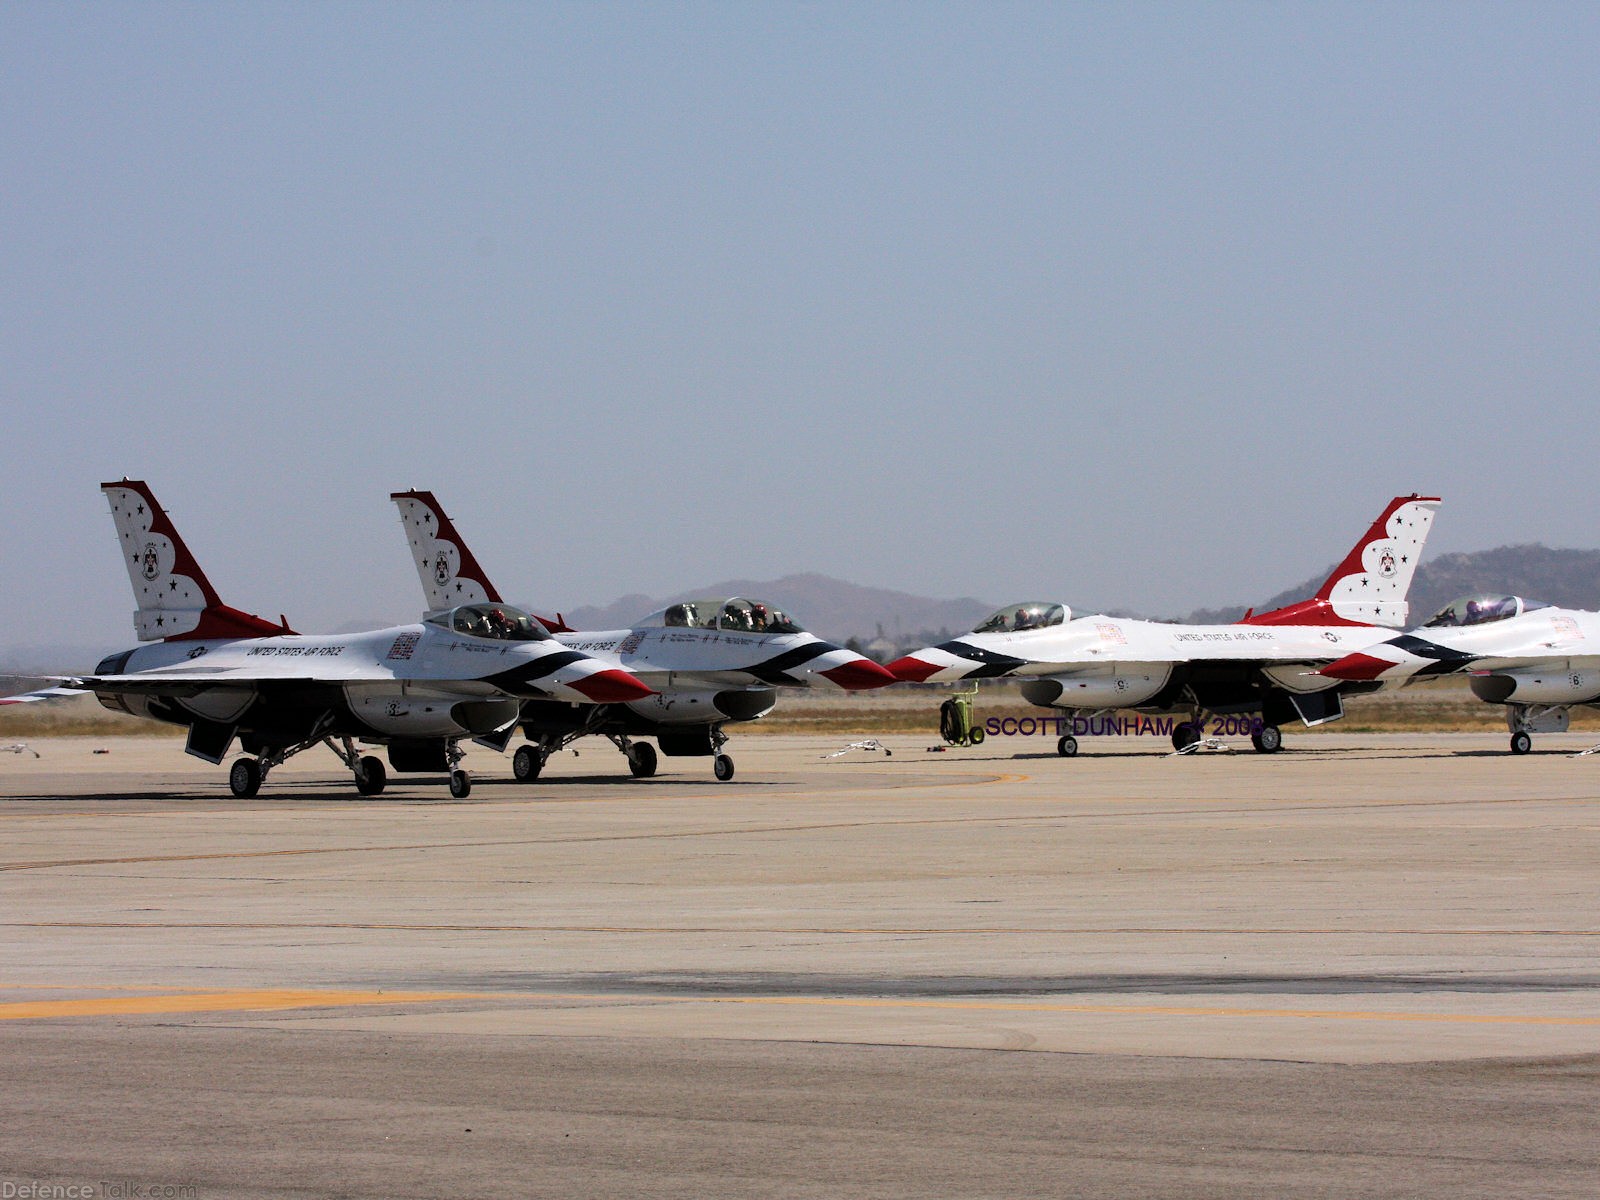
[1422,595,1547,628]
[972,602,1069,634]
[641,596,803,635]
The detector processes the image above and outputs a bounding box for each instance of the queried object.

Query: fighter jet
[1319,595,1600,753]
[0,481,651,798]
[391,490,896,781]
[886,495,1441,755]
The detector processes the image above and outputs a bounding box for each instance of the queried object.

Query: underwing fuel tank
[1470,669,1600,706]
[626,688,778,726]
[1019,667,1172,709]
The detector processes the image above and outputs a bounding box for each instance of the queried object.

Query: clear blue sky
[4,2,1598,653]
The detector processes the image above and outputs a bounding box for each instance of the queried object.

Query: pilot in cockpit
[664,603,691,627]
[750,602,769,632]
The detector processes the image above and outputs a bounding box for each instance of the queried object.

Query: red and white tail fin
[1243,494,1441,628]
[102,479,290,642]
[390,491,576,632]
[391,490,505,611]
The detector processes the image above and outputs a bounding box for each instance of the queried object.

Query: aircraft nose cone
[569,668,655,703]
[1318,652,1393,682]
[885,655,943,683]
[819,658,898,690]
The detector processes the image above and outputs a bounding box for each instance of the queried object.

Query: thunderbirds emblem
[1377,547,1397,578]
[433,551,451,587]
[141,543,160,581]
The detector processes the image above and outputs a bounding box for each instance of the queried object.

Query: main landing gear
[509,723,739,782]
[226,732,469,798]
[1505,704,1571,754]
[510,729,663,781]
[1169,714,1283,755]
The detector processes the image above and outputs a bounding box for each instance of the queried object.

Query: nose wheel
[449,769,472,798]
[713,753,735,781]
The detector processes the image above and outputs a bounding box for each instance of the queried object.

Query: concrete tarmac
[1,731,1597,1197]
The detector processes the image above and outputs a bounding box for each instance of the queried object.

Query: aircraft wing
[0,685,83,705]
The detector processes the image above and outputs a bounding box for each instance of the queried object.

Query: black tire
[355,755,387,796]
[1171,723,1200,752]
[1510,730,1532,755]
[1250,725,1283,754]
[512,744,544,781]
[228,757,262,798]
[628,742,659,778]
[713,754,735,782]
[449,769,472,798]
[967,726,985,746]
[1057,735,1078,758]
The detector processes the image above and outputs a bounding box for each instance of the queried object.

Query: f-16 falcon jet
[391,490,895,781]
[1319,595,1600,753]
[887,495,1440,755]
[1,481,651,798]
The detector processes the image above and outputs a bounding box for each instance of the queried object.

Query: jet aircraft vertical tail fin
[391,490,505,611]
[1242,494,1441,628]
[101,479,291,642]
[390,490,577,632]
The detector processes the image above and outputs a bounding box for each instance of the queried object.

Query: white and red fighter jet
[887,495,1441,755]
[1,480,650,798]
[1319,595,1600,753]
[391,490,895,781]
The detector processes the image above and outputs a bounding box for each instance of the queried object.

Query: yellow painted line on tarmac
[3,986,1595,1029]
[0,988,473,1021]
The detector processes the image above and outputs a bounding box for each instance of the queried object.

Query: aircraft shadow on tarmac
[0,774,789,805]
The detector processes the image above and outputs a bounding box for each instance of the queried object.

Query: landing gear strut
[508,717,741,782]
[446,739,471,798]
[1505,704,1571,754]
[710,726,734,781]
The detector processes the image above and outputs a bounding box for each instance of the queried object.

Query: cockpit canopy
[425,602,548,641]
[642,596,803,635]
[972,602,1069,635]
[1422,595,1548,629]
